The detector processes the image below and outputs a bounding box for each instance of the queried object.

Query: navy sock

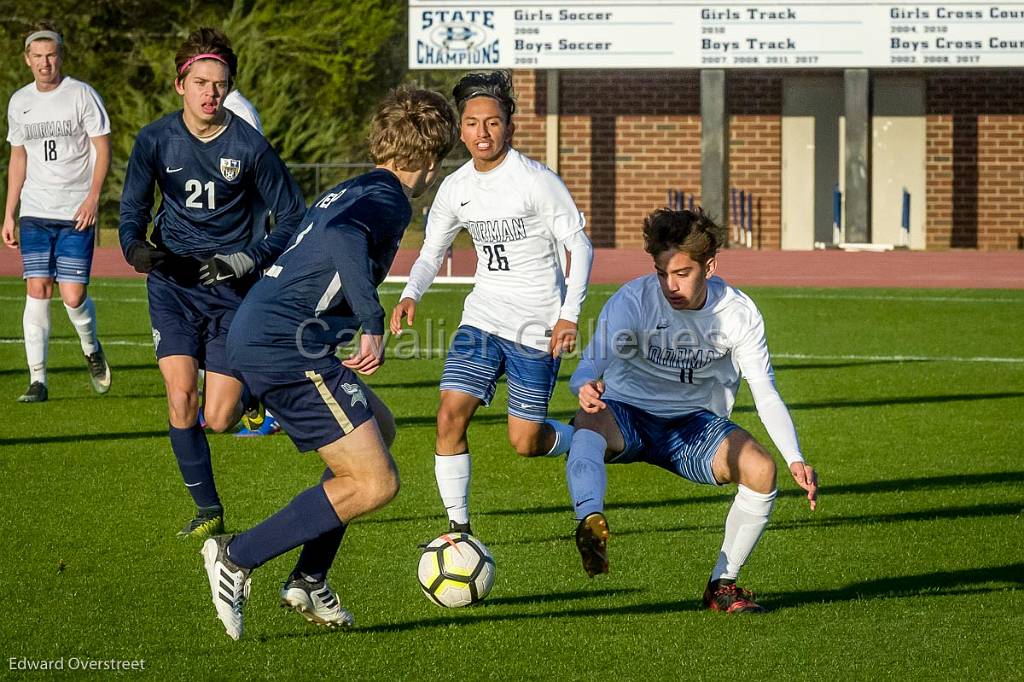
[292,469,347,582]
[228,483,342,570]
[239,382,259,413]
[168,424,220,509]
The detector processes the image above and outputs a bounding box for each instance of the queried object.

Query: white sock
[543,419,574,456]
[711,484,777,582]
[64,296,99,355]
[435,453,472,525]
[23,296,51,384]
[566,429,608,520]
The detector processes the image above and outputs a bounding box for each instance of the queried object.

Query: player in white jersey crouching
[391,71,593,538]
[566,208,818,613]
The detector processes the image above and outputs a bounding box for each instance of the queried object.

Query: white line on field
[0,286,468,302]
[0,338,1020,364]
[0,296,149,303]
[756,292,1022,304]
[774,352,1024,364]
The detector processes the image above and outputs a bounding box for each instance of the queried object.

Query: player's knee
[165,388,199,426]
[369,466,400,509]
[508,427,545,457]
[436,404,470,440]
[60,290,86,308]
[26,280,52,299]
[739,442,776,493]
[203,410,235,433]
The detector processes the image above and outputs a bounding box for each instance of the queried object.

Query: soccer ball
[417,532,495,607]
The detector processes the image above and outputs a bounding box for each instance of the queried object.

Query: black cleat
[575,512,610,577]
[419,520,473,548]
[447,520,473,535]
[17,382,48,403]
[178,505,225,539]
[702,579,766,614]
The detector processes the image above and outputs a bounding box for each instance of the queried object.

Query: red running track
[1,247,1022,289]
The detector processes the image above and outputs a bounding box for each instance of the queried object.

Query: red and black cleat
[702,579,766,614]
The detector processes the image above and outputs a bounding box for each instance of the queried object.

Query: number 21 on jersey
[185,179,216,209]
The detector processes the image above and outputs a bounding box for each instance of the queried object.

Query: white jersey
[572,274,804,464]
[224,90,264,134]
[401,148,586,349]
[6,77,110,221]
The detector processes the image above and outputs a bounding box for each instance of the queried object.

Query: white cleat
[280,576,354,629]
[201,536,251,640]
[85,347,111,394]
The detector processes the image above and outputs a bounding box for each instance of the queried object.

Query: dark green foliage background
[1,1,462,237]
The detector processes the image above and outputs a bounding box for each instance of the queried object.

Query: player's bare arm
[343,332,386,375]
[390,297,417,334]
[549,318,578,358]
[789,461,818,510]
[578,379,606,413]
[3,146,27,248]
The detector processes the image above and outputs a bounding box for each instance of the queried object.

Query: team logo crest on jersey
[340,383,367,410]
[219,158,241,181]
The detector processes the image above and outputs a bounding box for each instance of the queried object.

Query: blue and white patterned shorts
[440,325,560,423]
[605,400,739,486]
[19,217,94,283]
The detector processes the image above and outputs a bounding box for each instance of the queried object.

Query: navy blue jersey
[228,169,412,371]
[118,111,304,269]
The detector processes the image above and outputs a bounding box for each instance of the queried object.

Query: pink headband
[178,53,228,77]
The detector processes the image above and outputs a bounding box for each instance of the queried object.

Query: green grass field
[0,277,1021,680]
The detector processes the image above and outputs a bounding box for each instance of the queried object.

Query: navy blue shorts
[239,361,374,452]
[605,400,739,486]
[440,325,560,422]
[147,268,253,375]
[19,217,95,283]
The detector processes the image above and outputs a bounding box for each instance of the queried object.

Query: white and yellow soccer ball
[417,532,495,607]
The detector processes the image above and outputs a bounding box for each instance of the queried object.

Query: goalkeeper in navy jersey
[117,28,304,539]
[196,87,458,640]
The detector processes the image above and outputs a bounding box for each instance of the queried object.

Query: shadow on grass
[773,359,930,371]
[0,363,158,377]
[0,430,167,446]
[371,379,447,390]
[732,391,1024,413]
[587,501,1024,542]
[243,564,1020,642]
[353,590,698,635]
[387,391,1023,426]
[39,393,166,402]
[360,471,1024,527]
[481,500,1022,547]
[396,409,576,428]
[351,562,1023,632]
[765,562,1024,610]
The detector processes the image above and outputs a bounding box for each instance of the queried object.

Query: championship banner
[408,1,1024,69]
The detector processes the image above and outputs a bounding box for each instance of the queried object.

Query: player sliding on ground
[390,70,593,539]
[200,87,459,640]
[566,207,818,613]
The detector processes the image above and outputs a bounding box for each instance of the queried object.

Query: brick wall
[927,71,1024,250]
[515,69,1023,251]
[515,70,702,247]
[727,73,782,249]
